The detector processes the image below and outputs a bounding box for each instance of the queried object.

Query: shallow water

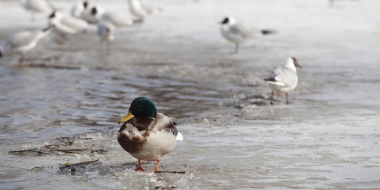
[1,0,380,189]
[0,66,230,145]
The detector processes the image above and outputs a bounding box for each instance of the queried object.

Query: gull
[219,16,274,54]
[19,0,55,21]
[264,57,302,105]
[90,5,134,27]
[127,0,161,22]
[48,11,89,44]
[140,0,161,14]
[70,1,97,24]
[97,21,115,52]
[71,1,89,19]
[0,25,54,65]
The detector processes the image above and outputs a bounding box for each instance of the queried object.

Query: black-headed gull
[127,0,161,22]
[71,1,89,19]
[140,0,161,14]
[19,0,55,21]
[219,16,274,54]
[264,57,302,105]
[90,5,134,27]
[0,25,54,65]
[71,1,99,24]
[97,21,115,52]
[48,11,89,43]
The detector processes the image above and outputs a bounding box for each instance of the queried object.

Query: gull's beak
[118,111,135,124]
[297,65,303,69]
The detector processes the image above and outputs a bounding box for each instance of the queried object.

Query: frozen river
[0,0,380,189]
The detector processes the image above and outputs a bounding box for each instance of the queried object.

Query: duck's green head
[118,97,157,124]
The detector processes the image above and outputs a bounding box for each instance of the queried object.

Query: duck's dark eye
[137,105,140,108]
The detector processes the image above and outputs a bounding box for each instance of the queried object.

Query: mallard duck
[117,97,183,172]
[264,57,302,105]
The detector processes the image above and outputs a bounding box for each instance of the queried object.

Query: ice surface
[0,0,380,189]
[2,116,380,189]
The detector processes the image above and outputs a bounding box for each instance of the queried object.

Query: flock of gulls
[0,0,304,172]
[0,0,160,63]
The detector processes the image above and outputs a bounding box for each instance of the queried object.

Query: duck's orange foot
[151,159,161,172]
[135,167,146,172]
[134,159,146,172]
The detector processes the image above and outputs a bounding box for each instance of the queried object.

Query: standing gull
[117,97,183,172]
[90,6,135,27]
[219,16,274,54]
[127,0,161,22]
[71,1,98,24]
[48,11,89,44]
[19,0,55,21]
[97,21,115,52]
[140,0,161,14]
[0,26,54,65]
[264,57,302,105]
[71,1,89,19]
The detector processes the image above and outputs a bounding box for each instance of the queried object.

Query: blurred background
[0,0,380,189]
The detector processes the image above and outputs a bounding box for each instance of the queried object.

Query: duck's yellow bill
[118,111,135,124]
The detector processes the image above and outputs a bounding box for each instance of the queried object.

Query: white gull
[219,16,274,54]
[0,26,54,65]
[264,57,302,105]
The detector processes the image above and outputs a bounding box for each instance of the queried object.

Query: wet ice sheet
[181,116,380,189]
[2,115,380,189]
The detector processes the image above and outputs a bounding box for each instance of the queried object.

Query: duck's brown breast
[117,119,154,154]
[117,131,148,154]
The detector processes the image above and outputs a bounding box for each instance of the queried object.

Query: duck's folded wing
[155,113,178,136]
[119,117,155,132]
